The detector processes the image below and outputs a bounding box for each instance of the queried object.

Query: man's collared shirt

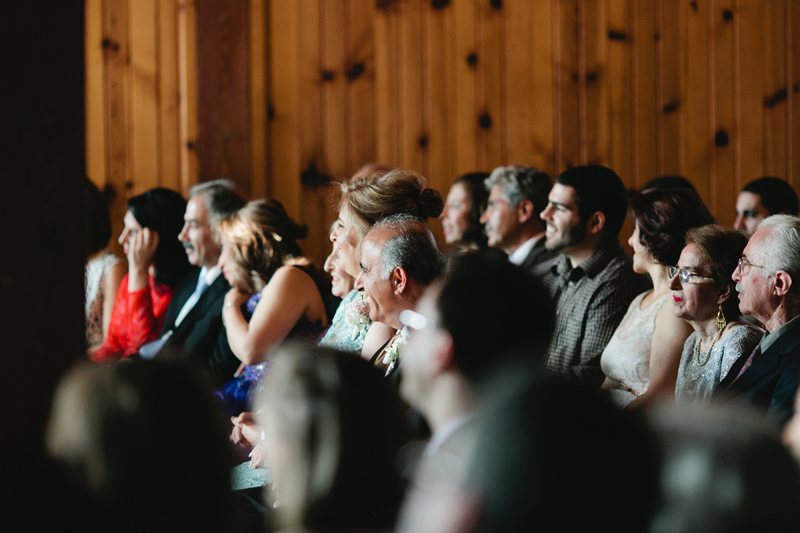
[508,236,542,266]
[535,240,650,388]
[759,314,800,354]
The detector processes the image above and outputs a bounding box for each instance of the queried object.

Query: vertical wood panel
[556,0,581,171]
[634,0,657,185]
[249,0,269,199]
[584,0,609,168]
[607,0,633,184]
[765,0,788,178]
[399,0,426,175]
[105,0,131,248]
[529,0,556,174]
[159,0,181,193]
[660,0,686,177]
[86,0,107,187]
[452,0,479,175]
[478,0,505,170]
[268,0,301,216]
[374,2,401,166]
[711,0,736,226]
[129,0,159,193]
[322,0,348,176]
[505,0,533,167]
[737,0,765,184]
[348,0,377,172]
[792,0,800,189]
[178,0,199,192]
[685,0,711,200]
[426,1,454,185]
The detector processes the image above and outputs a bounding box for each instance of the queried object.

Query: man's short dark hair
[374,214,446,287]
[484,166,552,219]
[742,177,799,216]
[437,254,554,385]
[188,179,246,229]
[555,165,629,240]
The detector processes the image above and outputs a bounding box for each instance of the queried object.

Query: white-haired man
[720,214,800,425]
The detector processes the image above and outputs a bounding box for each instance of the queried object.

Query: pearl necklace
[695,328,723,366]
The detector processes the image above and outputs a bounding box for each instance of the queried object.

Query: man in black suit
[141,180,245,387]
[479,165,555,272]
[718,214,800,425]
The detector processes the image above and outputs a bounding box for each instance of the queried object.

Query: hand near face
[224,287,251,309]
[128,227,159,272]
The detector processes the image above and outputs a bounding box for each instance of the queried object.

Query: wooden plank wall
[86,0,800,264]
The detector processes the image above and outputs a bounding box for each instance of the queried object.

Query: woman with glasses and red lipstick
[600,189,714,407]
[671,225,763,404]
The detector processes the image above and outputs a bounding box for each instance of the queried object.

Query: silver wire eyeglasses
[399,309,437,333]
[667,266,715,284]
[738,256,765,277]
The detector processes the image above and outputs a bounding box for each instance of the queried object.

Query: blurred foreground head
[258,345,410,532]
[650,404,800,533]
[46,360,231,533]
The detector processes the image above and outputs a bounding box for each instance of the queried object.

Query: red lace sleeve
[93,274,175,362]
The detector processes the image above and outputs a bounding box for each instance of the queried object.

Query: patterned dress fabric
[600,291,669,407]
[92,274,175,362]
[85,251,120,347]
[318,289,371,354]
[675,324,763,405]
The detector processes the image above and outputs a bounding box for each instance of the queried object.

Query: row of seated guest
[599,188,714,406]
[213,199,331,416]
[82,176,125,355]
[92,188,191,362]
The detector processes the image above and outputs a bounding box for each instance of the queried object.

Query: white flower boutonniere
[344,292,371,340]
[382,331,408,376]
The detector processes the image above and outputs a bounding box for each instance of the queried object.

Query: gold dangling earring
[716,305,727,332]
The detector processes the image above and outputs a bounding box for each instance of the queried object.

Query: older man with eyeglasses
[716,214,800,425]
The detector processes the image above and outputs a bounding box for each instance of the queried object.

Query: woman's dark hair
[685,225,748,321]
[631,188,715,266]
[261,345,409,531]
[127,188,191,287]
[452,172,490,250]
[640,175,697,193]
[82,176,112,257]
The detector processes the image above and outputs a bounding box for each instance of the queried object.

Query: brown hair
[684,224,748,320]
[219,199,308,293]
[337,168,444,255]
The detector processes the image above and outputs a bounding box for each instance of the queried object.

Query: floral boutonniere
[344,291,371,340]
[382,331,408,376]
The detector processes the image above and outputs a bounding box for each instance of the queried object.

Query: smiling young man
[534,165,650,389]
[479,165,555,272]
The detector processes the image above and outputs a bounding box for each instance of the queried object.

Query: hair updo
[337,168,444,252]
[219,199,308,293]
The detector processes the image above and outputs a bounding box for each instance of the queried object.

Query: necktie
[139,273,209,359]
[728,342,761,388]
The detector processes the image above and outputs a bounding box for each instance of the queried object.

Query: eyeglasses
[399,309,438,333]
[667,266,715,284]
[738,256,765,277]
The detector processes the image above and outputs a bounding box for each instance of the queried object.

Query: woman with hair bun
[330,168,444,359]
[600,188,715,407]
[216,199,330,415]
[93,188,191,362]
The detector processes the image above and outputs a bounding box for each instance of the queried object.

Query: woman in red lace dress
[93,188,191,362]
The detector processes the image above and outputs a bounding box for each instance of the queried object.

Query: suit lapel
[724,320,800,397]
[171,274,230,335]
[521,238,552,271]
[161,268,200,332]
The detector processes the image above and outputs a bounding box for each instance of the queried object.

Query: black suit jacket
[155,267,240,387]
[715,318,800,426]
[520,237,556,273]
